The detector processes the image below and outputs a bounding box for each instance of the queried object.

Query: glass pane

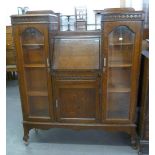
[21,28,45,65]
[108,68,131,89]
[21,28,44,44]
[25,68,48,91]
[29,96,49,117]
[109,45,134,65]
[53,38,99,69]
[23,46,45,64]
[107,93,130,119]
[106,26,135,120]
[108,26,134,66]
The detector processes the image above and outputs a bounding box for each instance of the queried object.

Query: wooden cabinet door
[102,22,142,123]
[14,24,53,122]
[54,79,100,123]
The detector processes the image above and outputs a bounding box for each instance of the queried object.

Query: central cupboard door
[55,79,100,123]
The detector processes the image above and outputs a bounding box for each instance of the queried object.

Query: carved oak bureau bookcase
[11,8,144,147]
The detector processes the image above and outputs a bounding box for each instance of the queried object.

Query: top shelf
[109,42,133,46]
[109,63,132,68]
[22,43,44,46]
[22,43,44,49]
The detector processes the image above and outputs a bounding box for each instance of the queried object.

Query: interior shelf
[109,42,133,46]
[22,44,44,49]
[108,87,131,93]
[24,64,46,68]
[22,43,44,46]
[109,63,132,68]
[27,91,48,96]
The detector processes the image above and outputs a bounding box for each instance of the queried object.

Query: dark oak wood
[53,37,100,70]
[137,42,149,155]
[11,9,144,147]
[26,10,61,31]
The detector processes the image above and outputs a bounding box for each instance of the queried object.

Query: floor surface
[6,80,140,155]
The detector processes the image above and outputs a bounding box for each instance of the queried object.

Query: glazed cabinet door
[102,22,142,123]
[14,24,53,122]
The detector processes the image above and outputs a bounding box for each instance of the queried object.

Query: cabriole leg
[34,128,39,134]
[23,126,30,145]
[131,128,137,149]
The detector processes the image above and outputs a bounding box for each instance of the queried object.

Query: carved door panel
[14,24,53,121]
[55,79,100,123]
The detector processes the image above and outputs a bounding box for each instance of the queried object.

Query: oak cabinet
[11,9,144,147]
